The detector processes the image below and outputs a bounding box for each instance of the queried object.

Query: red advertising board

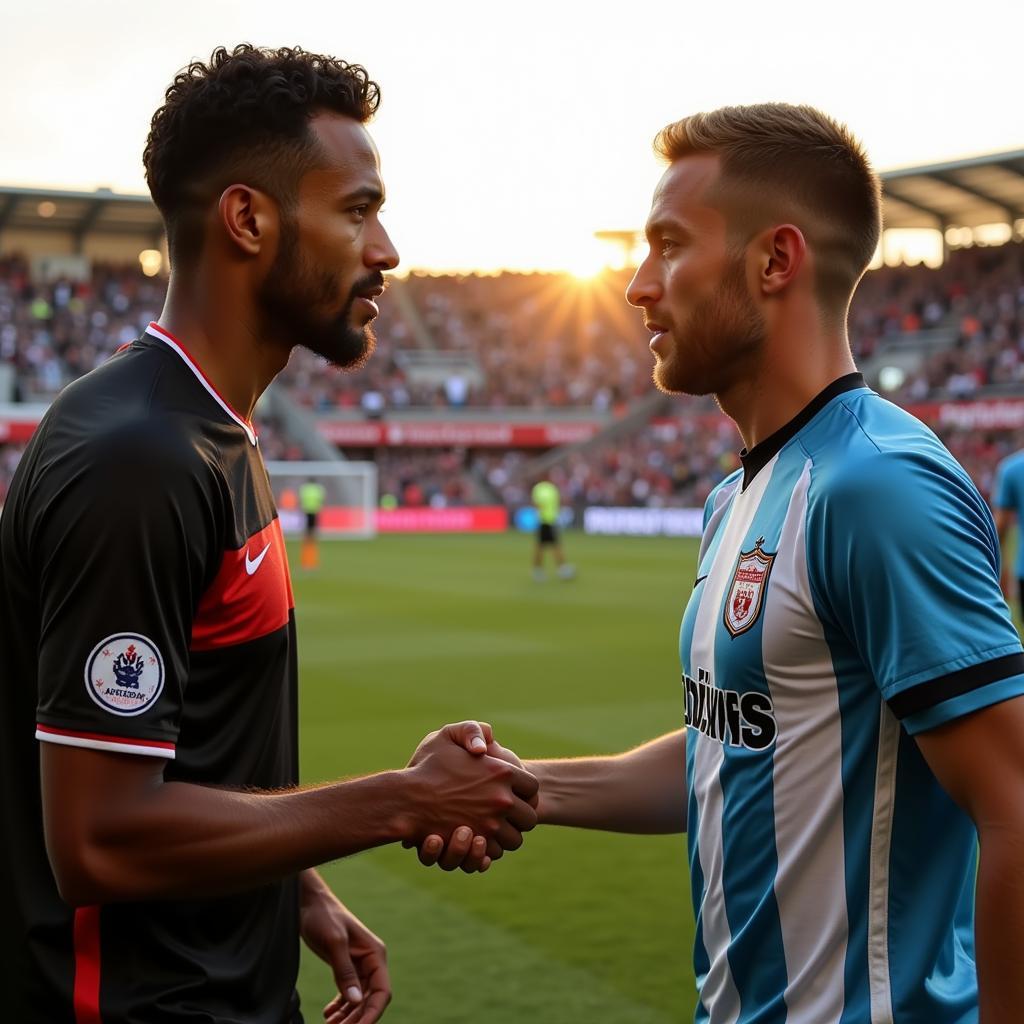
[376,506,508,532]
[279,506,508,534]
[315,420,601,447]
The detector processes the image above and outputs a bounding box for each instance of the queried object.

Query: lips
[643,319,669,353]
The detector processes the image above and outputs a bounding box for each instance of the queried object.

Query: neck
[717,307,856,452]
[156,272,290,421]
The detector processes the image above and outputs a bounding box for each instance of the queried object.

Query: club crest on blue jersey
[724,537,776,638]
[84,633,165,716]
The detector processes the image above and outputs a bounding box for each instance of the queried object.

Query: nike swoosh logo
[694,574,709,587]
[245,542,271,576]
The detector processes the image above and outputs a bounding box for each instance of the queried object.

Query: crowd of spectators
[3,241,1024,511]
[5,242,1023,411]
[849,240,1024,399]
[375,448,473,508]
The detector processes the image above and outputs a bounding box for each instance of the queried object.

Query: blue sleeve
[992,458,1018,510]
[807,450,1024,734]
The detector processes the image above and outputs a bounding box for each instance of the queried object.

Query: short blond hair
[655,103,881,310]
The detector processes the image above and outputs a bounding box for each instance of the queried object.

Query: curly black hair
[144,44,380,262]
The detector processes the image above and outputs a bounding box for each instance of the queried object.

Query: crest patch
[724,537,776,638]
[84,633,165,716]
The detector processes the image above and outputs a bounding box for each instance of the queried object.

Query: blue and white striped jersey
[680,374,1024,1024]
[991,449,1024,578]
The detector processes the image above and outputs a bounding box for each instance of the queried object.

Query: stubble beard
[258,216,377,372]
[653,258,765,398]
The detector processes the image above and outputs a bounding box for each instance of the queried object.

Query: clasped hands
[402,721,535,873]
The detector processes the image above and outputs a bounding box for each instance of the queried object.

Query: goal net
[265,460,378,540]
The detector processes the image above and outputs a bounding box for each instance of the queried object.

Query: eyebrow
[340,185,385,206]
[645,215,692,241]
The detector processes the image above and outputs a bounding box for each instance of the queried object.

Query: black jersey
[0,323,302,1023]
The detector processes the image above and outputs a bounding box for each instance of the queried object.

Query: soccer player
[0,46,538,1024]
[991,446,1024,610]
[530,477,575,580]
[300,476,327,570]
[429,105,1024,1022]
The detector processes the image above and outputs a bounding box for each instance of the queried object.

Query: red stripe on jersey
[73,905,102,1024]
[36,724,176,751]
[192,518,294,651]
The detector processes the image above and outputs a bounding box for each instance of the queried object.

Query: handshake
[399,721,538,874]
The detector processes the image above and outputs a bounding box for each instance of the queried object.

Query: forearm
[529,730,686,834]
[976,824,1024,1023]
[55,771,412,905]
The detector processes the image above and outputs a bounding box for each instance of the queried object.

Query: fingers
[438,826,474,870]
[506,763,540,802]
[328,948,364,1018]
[331,946,391,1019]
[504,794,539,834]
[443,720,494,755]
[416,835,443,867]
[458,834,490,873]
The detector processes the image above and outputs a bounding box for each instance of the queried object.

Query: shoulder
[27,377,226,542]
[802,392,977,514]
[39,347,220,487]
[996,449,1024,478]
[799,399,996,573]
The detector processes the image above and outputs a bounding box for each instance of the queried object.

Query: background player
[0,45,536,1024]
[991,446,1024,612]
[530,477,575,581]
[300,475,327,570]
[429,104,1024,1023]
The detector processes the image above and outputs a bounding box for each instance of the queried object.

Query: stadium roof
[880,149,1024,231]
[0,185,163,243]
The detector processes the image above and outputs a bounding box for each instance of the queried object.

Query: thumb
[331,949,363,1008]
[445,720,493,755]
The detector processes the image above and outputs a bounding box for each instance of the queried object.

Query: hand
[403,721,538,856]
[411,724,537,873]
[300,870,391,1024]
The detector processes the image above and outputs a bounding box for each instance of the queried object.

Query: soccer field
[291,532,699,1024]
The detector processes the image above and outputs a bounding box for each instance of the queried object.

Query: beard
[653,255,765,397]
[258,215,379,371]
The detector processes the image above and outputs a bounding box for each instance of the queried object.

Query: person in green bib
[530,479,575,581]
[300,478,326,570]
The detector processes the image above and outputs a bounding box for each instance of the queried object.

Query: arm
[41,721,538,906]
[299,868,391,1024]
[412,729,687,872]
[528,730,687,833]
[915,697,1024,1024]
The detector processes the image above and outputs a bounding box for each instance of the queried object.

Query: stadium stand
[2,153,1024,518]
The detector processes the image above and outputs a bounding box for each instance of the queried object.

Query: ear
[217,185,277,257]
[759,224,806,296]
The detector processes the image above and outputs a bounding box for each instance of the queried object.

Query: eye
[348,205,369,222]
[659,238,679,256]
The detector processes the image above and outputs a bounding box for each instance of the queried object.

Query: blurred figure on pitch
[531,478,575,581]
[992,446,1024,613]
[300,476,326,570]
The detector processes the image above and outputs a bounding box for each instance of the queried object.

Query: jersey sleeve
[992,457,1018,510]
[807,449,1024,735]
[31,424,221,759]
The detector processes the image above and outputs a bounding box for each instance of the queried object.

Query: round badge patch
[84,633,165,717]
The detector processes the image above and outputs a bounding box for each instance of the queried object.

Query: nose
[366,221,400,272]
[625,253,662,308]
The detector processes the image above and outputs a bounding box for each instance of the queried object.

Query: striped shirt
[680,373,1024,1023]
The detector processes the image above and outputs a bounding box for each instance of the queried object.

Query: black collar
[739,373,865,489]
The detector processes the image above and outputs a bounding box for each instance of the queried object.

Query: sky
[1,0,1021,273]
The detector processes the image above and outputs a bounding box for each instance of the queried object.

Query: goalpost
[265,460,378,540]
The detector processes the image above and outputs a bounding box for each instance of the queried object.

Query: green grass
[291,532,700,1023]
